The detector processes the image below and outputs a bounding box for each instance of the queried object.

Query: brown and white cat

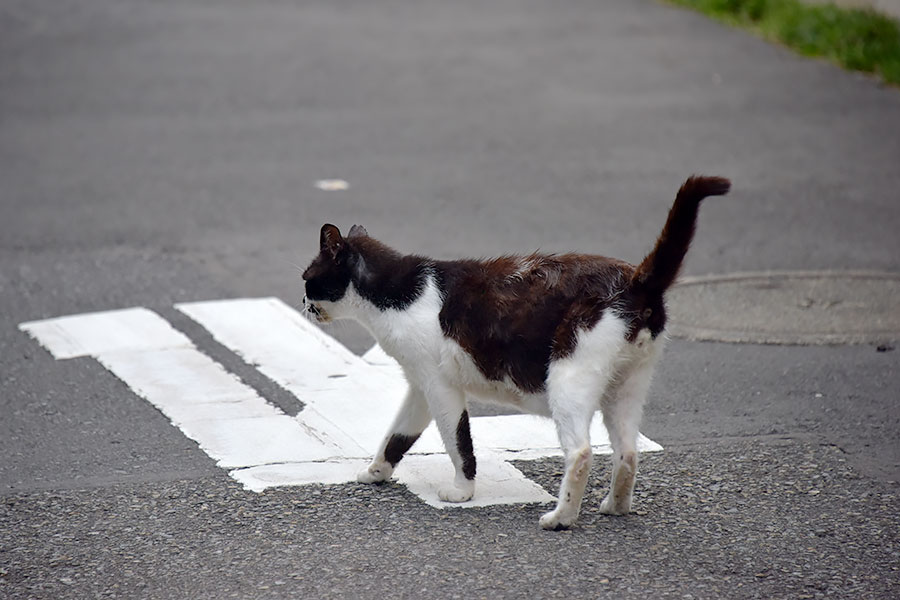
[302,175,730,529]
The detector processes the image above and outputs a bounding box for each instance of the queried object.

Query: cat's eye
[642,308,653,319]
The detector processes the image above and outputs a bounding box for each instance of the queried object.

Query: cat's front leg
[358,386,432,484]
[426,384,476,503]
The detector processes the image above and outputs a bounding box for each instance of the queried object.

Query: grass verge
[667,0,900,85]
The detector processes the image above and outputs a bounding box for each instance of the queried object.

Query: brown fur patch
[435,253,639,392]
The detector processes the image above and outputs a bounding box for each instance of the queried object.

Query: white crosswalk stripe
[20,298,662,508]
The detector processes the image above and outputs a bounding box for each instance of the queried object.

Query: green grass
[668,0,900,85]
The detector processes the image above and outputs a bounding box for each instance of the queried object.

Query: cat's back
[434,252,634,317]
[431,253,635,392]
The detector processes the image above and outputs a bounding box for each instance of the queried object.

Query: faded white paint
[19,307,191,359]
[20,309,341,472]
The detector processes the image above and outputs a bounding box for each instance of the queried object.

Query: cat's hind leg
[358,386,432,484]
[540,316,626,530]
[599,339,660,515]
[539,401,594,531]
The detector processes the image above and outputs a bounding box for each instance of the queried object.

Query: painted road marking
[20,298,662,508]
[19,308,342,470]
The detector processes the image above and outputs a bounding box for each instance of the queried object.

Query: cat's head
[302,223,368,323]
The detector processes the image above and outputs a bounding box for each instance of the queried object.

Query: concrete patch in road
[668,271,900,345]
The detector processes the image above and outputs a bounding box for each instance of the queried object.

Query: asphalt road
[2,0,899,598]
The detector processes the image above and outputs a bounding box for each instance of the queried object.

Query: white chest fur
[349,274,555,415]
[350,274,446,387]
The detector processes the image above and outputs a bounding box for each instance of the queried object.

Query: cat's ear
[319,224,344,260]
[348,224,369,239]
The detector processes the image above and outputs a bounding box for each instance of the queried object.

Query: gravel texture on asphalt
[2,438,897,599]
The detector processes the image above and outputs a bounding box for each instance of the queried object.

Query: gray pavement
[2,441,897,599]
[1,0,899,598]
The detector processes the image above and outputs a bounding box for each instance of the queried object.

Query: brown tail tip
[683,175,731,198]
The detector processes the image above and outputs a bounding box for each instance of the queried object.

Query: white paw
[438,483,474,503]
[357,463,392,484]
[599,493,631,515]
[539,508,576,530]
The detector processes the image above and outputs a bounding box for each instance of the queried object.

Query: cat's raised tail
[630,175,731,295]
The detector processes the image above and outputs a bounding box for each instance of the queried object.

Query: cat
[302,175,730,529]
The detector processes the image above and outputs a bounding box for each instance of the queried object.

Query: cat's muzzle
[302,295,331,323]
